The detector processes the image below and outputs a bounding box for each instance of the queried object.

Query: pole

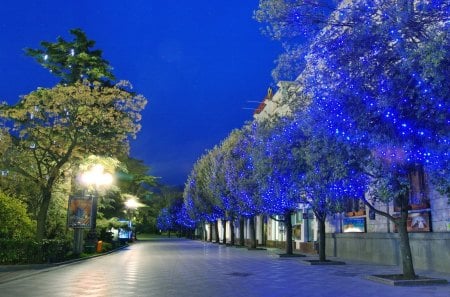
[73,228,84,255]
[85,194,98,252]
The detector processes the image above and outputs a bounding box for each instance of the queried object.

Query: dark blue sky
[0,1,280,186]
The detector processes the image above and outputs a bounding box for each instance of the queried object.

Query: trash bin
[96,240,103,253]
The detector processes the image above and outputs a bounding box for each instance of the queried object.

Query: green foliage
[0,81,147,239]
[25,28,115,85]
[0,191,35,239]
[0,238,71,264]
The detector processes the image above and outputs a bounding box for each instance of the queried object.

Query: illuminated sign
[67,196,94,228]
[343,217,366,233]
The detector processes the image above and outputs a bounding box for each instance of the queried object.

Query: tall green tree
[0,82,146,240]
[25,28,114,85]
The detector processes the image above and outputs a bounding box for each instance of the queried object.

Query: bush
[0,238,71,264]
[0,191,35,239]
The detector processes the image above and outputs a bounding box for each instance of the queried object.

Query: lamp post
[78,164,113,251]
[124,196,143,241]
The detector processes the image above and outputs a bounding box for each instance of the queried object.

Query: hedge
[0,239,71,264]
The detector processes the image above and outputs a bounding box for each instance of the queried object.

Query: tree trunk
[222,219,227,244]
[36,187,52,240]
[397,208,416,278]
[284,211,293,255]
[208,222,213,242]
[230,219,235,246]
[261,215,266,246]
[249,216,257,248]
[214,220,219,243]
[318,217,326,262]
[239,217,245,246]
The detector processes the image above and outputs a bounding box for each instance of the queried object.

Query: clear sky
[0,1,281,186]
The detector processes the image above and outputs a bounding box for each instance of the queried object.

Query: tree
[183,149,224,243]
[254,0,342,81]
[300,112,368,261]
[25,28,114,85]
[223,126,264,248]
[0,191,35,239]
[0,82,146,240]
[251,118,306,255]
[156,208,175,236]
[301,0,449,277]
[114,157,157,233]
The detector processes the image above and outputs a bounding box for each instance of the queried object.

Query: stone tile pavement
[0,239,449,297]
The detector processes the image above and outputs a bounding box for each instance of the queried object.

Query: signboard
[394,211,431,232]
[343,217,366,233]
[67,196,94,228]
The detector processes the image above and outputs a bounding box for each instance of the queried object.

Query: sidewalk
[4,244,447,286]
[0,240,449,297]
[0,245,129,284]
[262,246,450,286]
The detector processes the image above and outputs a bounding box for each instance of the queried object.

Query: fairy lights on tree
[299,0,449,277]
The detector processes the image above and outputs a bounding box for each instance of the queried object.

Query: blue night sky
[0,1,280,186]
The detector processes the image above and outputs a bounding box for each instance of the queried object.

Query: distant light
[44,54,48,61]
[125,198,139,209]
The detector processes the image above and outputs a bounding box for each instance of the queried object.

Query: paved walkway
[0,238,449,297]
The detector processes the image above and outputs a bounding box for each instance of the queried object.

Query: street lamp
[78,164,113,250]
[124,195,145,241]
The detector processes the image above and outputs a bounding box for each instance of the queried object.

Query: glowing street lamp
[123,195,145,241]
[78,164,113,246]
[79,164,113,191]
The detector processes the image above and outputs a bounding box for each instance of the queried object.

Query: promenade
[0,238,449,297]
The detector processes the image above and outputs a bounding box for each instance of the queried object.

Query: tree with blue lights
[183,149,224,243]
[156,207,175,236]
[251,118,307,255]
[212,137,246,246]
[219,129,250,246]
[301,112,369,261]
[254,0,343,81]
[223,126,264,249]
[157,194,195,238]
[183,174,208,240]
[301,0,449,277]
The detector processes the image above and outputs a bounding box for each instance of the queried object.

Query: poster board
[67,196,94,228]
[343,217,366,233]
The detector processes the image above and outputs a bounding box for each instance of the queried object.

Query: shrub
[0,239,71,264]
[0,191,35,239]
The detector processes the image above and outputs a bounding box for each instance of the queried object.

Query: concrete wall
[326,232,450,273]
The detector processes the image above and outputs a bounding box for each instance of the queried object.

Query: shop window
[345,198,365,217]
[394,166,430,211]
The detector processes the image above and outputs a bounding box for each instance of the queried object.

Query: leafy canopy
[25,28,115,85]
